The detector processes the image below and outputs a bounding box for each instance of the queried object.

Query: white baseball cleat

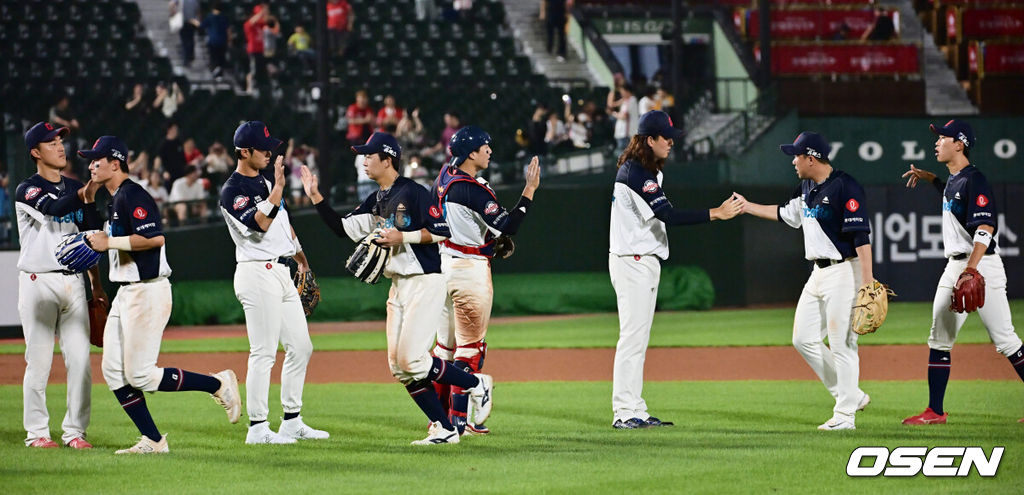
[211,369,241,424]
[468,373,493,425]
[818,417,856,431]
[277,416,330,440]
[246,422,297,444]
[115,434,169,454]
[411,421,460,445]
[857,393,871,412]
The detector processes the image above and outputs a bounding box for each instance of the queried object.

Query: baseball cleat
[277,416,329,440]
[211,369,241,424]
[412,421,460,445]
[612,418,646,429]
[857,393,870,412]
[246,422,297,444]
[115,434,169,454]
[902,408,948,425]
[818,417,856,431]
[644,417,674,427]
[468,373,493,425]
[27,438,58,448]
[464,423,490,435]
[66,437,93,449]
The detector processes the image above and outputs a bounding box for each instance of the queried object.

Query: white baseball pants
[928,255,1021,357]
[438,255,492,363]
[386,273,447,383]
[18,271,91,446]
[792,259,864,421]
[609,254,660,422]
[102,278,173,392]
[234,261,313,421]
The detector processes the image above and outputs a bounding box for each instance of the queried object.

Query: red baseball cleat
[902,408,948,425]
[66,437,93,449]
[28,438,59,448]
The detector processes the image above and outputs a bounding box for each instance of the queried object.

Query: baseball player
[80,136,241,454]
[431,125,540,435]
[900,120,1024,425]
[735,131,874,431]
[16,122,103,449]
[609,110,743,430]
[218,121,328,444]
[299,132,493,445]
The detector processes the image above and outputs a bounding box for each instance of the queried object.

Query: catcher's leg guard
[454,341,487,373]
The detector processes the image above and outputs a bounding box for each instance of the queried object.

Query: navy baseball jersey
[14,174,99,272]
[434,166,526,259]
[219,171,297,261]
[777,170,871,261]
[940,165,998,257]
[609,160,710,260]
[106,180,171,282]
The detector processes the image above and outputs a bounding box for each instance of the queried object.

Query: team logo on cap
[44,123,53,131]
[484,201,499,215]
[233,195,250,210]
[642,180,659,194]
[264,126,270,138]
[846,199,860,212]
[805,148,822,159]
[24,186,41,200]
[976,194,989,207]
[428,205,442,218]
[382,144,396,157]
[133,207,148,220]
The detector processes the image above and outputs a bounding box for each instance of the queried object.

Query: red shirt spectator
[346,90,374,143]
[327,0,352,32]
[376,95,404,132]
[245,5,267,54]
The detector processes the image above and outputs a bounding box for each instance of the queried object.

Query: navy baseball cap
[352,132,401,161]
[233,121,283,151]
[637,110,683,140]
[780,131,831,160]
[448,125,491,166]
[930,119,974,149]
[24,121,69,151]
[78,136,129,162]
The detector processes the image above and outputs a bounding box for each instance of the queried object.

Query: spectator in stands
[415,0,438,21]
[175,0,201,67]
[861,7,897,42]
[128,150,151,182]
[285,140,317,207]
[287,26,316,69]
[143,170,170,225]
[396,107,426,150]
[346,90,375,146]
[49,95,83,175]
[610,84,638,153]
[245,3,269,94]
[153,81,185,119]
[541,0,568,62]
[405,154,432,189]
[124,84,150,118]
[183,138,204,167]
[376,95,405,132]
[655,87,674,112]
[526,104,548,158]
[169,165,208,223]
[564,100,589,149]
[425,111,462,165]
[156,122,187,189]
[545,111,570,153]
[203,141,231,190]
[639,86,657,115]
[327,0,354,57]
[201,2,231,78]
[263,15,282,78]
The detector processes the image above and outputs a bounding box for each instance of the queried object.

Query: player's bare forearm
[254,212,274,231]
[742,202,778,221]
[966,224,994,269]
[855,244,873,283]
[293,250,310,272]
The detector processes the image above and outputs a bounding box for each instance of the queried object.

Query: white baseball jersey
[777,170,871,261]
[219,171,297,261]
[15,174,99,272]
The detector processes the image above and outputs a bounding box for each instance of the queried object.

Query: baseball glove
[293,270,321,316]
[493,235,515,259]
[852,280,896,335]
[950,267,985,313]
[87,296,108,347]
[346,232,390,284]
[55,231,102,273]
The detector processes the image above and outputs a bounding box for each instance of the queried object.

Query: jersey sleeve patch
[232,195,250,211]
[133,207,148,220]
[24,186,41,201]
[845,198,860,212]
[976,194,988,207]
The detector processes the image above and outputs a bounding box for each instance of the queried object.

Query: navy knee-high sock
[1009,346,1024,382]
[156,368,221,393]
[113,386,161,441]
[406,380,453,429]
[928,349,952,415]
[426,357,480,389]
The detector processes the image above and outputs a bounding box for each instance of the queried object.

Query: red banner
[745,9,878,39]
[765,44,919,75]
[961,8,1024,38]
[980,42,1024,76]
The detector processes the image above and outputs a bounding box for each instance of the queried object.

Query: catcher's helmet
[448,125,491,167]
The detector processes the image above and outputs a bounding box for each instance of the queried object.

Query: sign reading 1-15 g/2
[597,19,672,35]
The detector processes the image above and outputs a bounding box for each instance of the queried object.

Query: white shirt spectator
[639,95,656,115]
[169,175,205,202]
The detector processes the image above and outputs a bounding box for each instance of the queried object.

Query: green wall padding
[168,266,714,326]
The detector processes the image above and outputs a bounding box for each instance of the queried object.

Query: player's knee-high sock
[928,349,952,414]
[1009,346,1024,382]
[406,380,453,429]
[113,386,161,441]
[427,357,480,389]
[434,382,452,412]
[156,368,221,393]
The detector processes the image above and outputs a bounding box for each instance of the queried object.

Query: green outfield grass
[2,300,1022,355]
[1,381,1020,494]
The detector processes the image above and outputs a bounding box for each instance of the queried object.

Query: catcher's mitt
[852,280,896,335]
[346,233,390,284]
[950,267,985,313]
[493,235,515,259]
[55,231,102,273]
[294,270,321,316]
[87,296,108,347]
